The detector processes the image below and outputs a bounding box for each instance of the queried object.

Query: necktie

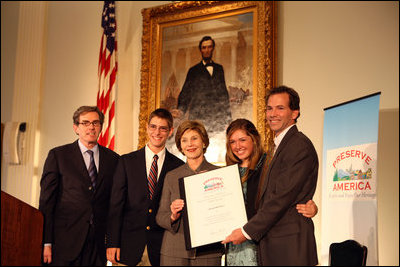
[273,142,277,156]
[148,154,158,199]
[87,150,97,189]
[265,142,276,167]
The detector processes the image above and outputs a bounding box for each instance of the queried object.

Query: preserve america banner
[321,92,380,265]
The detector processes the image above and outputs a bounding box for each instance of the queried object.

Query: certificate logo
[203,177,224,192]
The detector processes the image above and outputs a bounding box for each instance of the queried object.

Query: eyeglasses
[79,120,102,127]
[148,124,170,133]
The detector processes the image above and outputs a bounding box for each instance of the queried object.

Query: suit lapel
[197,62,213,78]
[259,125,299,198]
[137,147,147,182]
[134,148,149,197]
[96,145,107,190]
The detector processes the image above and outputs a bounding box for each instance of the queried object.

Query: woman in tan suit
[156,120,224,266]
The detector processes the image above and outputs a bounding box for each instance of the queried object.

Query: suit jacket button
[146,226,150,230]
[89,186,93,190]
[149,209,152,213]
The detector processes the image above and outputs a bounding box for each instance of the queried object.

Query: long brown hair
[225,119,263,183]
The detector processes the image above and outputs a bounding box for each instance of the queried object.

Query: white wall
[1,1,398,265]
[1,1,19,123]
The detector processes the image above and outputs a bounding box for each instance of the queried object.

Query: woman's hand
[170,199,184,222]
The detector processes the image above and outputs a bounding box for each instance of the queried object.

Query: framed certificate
[179,164,248,249]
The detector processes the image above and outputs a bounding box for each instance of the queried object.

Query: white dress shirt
[203,60,214,76]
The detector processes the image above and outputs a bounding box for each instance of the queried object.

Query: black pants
[51,224,103,266]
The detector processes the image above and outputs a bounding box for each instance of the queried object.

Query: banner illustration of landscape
[321,93,380,265]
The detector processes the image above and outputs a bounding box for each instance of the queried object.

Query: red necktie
[148,154,158,199]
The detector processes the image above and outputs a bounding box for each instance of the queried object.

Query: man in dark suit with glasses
[39,106,119,265]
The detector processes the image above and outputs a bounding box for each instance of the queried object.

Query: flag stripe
[109,101,115,124]
[97,1,116,150]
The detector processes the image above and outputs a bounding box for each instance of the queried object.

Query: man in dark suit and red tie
[39,106,120,265]
[106,108,184,266]
[223,86,319,266]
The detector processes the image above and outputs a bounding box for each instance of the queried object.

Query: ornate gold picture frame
[139,1,277,162]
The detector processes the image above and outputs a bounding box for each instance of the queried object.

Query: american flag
[97,1,117,150]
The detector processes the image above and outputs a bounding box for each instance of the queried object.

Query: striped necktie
[148,154,158,199]
[87,150,97,189]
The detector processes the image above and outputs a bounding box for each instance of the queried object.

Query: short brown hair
[73,106,104,125]
[175,120,209,155]
[148,108,173,129]
[266,85,301,122]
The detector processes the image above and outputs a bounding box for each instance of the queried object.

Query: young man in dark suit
[39,106,120,265]
[223,86,319,265]
[106,108,184,266]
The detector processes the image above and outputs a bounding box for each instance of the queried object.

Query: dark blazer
[106,147,184,266]
[243,125,319,266]
[244,153,266,220]
[39,140,119,264]
[177,62,231,132]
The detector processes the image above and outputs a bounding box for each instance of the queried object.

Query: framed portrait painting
[139,1,277,164]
